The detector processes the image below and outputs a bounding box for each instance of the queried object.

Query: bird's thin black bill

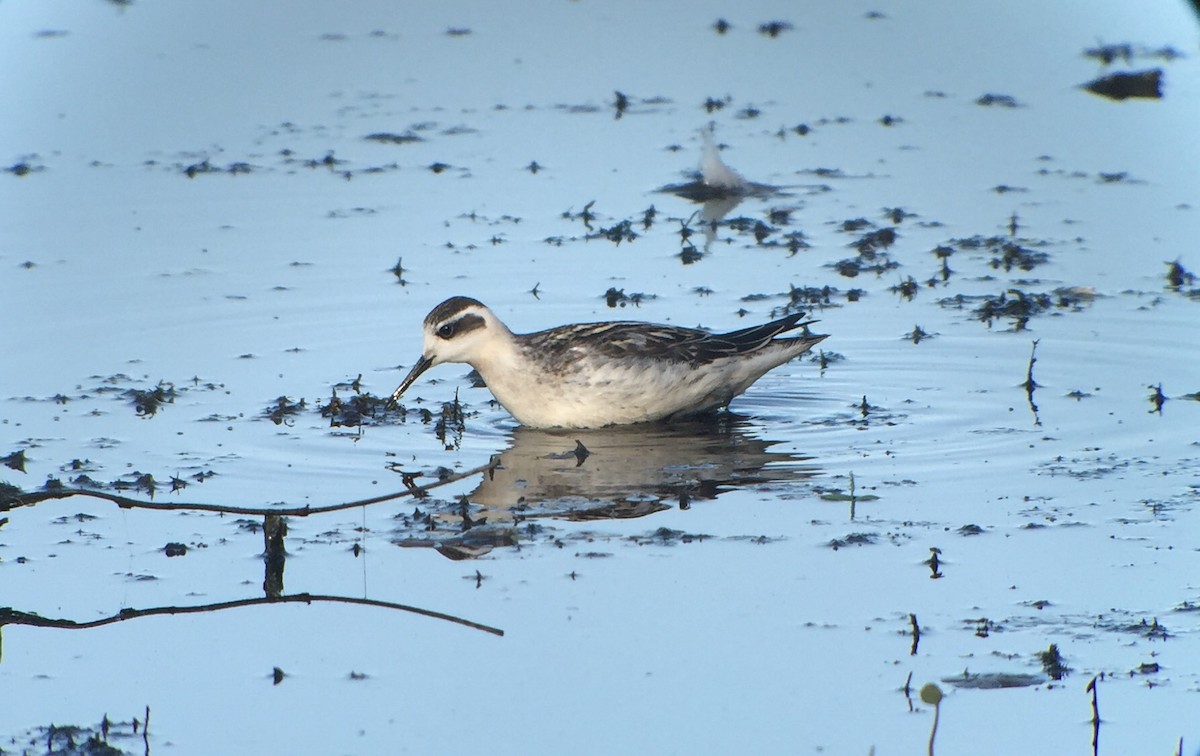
[390,355,434,404]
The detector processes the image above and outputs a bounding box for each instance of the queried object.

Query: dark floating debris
[572,440,590,465]
[763,284,846,315]
[757,20,793,38]
[322,388,397,428]
[1111,616,1171,640]
[1086,43,1133,65]
[364,131,423,145]
[976,93,1020,107]
[613,90,629,119]
[830,224,900,278]
[926,547,943,579]
[703,96,729,113]
[1084,42,1183,65]
[855,227,897,255]
[990,242,1048,272]
[1,481,24,507]
[125,382,176,417]
[712,18,731,34]
[603,288,654,308]
[1038,644,1071,681]
[1083,69,1163,100]
[1166,260,1195,288]
[390,257,407,285]
[889,277,919,301]
[931,244,955,282]
[6,160,45,177]
[263,396,306,425]
[641,205,656,230]
[951,234,1049,272]
[596,219,638,245]
[562,200,597,231]
[827,532,877,549]
[1148,383,1167,414]
[11,714,152,756]
[767,207,792,225]
[904,325,931,344]
[113,471,158,497]
[434,393,468,450]
[2,450,27,473]
[972,290,1052,331]
[942,672,1045,690]
[183,159,254,178]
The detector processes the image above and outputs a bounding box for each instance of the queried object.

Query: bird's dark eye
[437,322,456,338]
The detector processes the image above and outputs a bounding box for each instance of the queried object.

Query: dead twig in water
[3,457,500,517]
[901,671,915,711]
[0,592,504,637]
[1024,339,1041,426]
[1086,675,1101,756]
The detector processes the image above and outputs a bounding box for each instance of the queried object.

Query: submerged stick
[0,592,504,637]
[1087,675,1101,756]
[1023,339,1041,425]
[4,457,500,517]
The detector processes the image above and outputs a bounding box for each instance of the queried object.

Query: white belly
[479,348,800,428]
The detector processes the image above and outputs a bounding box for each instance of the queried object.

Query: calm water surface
[2,1,1199,754]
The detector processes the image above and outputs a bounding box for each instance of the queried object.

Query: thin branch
[1023,339,1041,426]
[3,457,500,517]
[0,592,503,636]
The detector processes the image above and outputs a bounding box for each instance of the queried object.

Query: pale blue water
[2,1,1199,754]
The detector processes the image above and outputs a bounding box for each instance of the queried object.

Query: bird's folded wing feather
[532,313,814,365]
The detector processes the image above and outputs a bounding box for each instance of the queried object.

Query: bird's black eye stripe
[434,313,485,340]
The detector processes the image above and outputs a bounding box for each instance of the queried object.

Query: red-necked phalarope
[390,297,827,429]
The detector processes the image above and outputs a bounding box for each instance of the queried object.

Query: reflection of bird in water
[392,417,820,560]
[474,418,818,514]
[390,297,826,429]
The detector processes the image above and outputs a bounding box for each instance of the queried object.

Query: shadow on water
[392,414,821,559]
